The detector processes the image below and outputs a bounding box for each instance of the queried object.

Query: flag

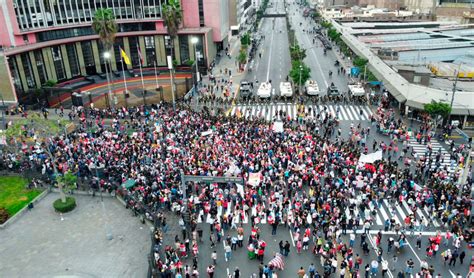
[120,47,131,66]
[137,44,144,65]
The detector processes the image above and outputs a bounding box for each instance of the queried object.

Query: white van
[279,82,293,97]
[348,83,365,97]
[257,82,272,98]
[305,80,320,96]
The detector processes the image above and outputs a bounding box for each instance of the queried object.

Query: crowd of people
[1,98,471,278]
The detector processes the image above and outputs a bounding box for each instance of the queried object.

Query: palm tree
[162,0,183,56]
[92,8,118,51]
[162,0,183,110]
[92,8,118,108]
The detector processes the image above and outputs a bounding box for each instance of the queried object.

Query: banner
[359,150,383,164]
[201,130,213,137]
[248,172,262,186]
[273,121,284,133]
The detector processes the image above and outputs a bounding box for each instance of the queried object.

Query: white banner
[359,150,383,164]
[273,121,284,133]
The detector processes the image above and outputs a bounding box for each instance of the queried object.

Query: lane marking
[289,229,295,247]
[266,22,275,82]
[368,234,394,278]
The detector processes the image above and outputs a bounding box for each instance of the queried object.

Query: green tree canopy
[289,60,311,85]
[424,101,452,120]
[238,49,247,65]
[92,8,118,50]
[240,33,251,46]
[162,0,183,39]
[290,45,306,62]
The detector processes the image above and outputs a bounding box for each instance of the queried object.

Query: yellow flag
[120,47,131,65]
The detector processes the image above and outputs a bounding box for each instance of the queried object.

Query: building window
[8,57,24,95]
[34,50,48,85]
[179,35,190,64]
[113,37,125,70]
[81,41,95,68]
[198,0,205,27]
[66,44,81,77]
[20,54,36,89]
[145,36,156,66]
[128,37,140,67]
[51,46,66,80]
[413,76,421,83]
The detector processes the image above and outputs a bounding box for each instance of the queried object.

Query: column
[173,36,181,65]
[60,45,72,79]
[91,40,102,73]
[43,47,57,81]
[139,36,147,66]
[28,51,41,87]
[15,55,29,92]
[155,35,166,66]
[123,37,132,70]
[76,42,87,76]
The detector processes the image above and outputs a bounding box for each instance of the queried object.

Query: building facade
[0,0,229,104]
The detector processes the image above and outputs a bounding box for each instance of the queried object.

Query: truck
[257,82,272,98]
[279,82,293,97]
[327,84,341,97]
[305,80,320,96]
[239,80,253,98]
[348,83,365,97]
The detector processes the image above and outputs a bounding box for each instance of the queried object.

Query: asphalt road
[288,0,349,97]
[247,0,291,97]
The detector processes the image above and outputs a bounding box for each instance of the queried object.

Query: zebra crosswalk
[347,198,441,228]
[229,103,373,121]
[408,138,455,173]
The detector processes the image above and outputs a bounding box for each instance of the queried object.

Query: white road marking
[266,25,275,81]
[368,234,394,278]
[289,229,295,247]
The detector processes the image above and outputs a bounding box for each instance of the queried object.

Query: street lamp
[103,51,112,108]
[299,64,303,95]
[191,37,200,96]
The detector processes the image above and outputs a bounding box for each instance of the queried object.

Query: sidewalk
[199,36,248,101]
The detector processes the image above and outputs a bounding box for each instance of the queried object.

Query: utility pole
[447,69,459,125]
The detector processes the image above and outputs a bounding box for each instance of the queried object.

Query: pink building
[0,0,229,105]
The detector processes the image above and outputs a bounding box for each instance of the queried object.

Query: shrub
[0,207,9,224]
[53,197,76,213]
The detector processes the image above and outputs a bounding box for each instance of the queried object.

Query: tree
[162,0,183,55]
[92,8,118,51]
[424,101,452,123]
[3,113,70,203]
[56,171,78,195]
[289,60,311,86]
[238,50,247,68]
[290,45,306,62]
[240,33,251,46]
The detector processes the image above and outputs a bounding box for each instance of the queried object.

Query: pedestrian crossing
[195,197,443,229]
[346,198,441,228]
[408,138,456,173]
[229,103,373,121]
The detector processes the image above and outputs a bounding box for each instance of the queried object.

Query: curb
[0,189,49,229]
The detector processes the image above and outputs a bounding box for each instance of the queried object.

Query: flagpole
[137,44,146,105]
[120,58,129,108]
[153,56,160,101]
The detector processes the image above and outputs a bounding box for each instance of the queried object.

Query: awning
[231,25,240,31]
[121,179,136,189]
